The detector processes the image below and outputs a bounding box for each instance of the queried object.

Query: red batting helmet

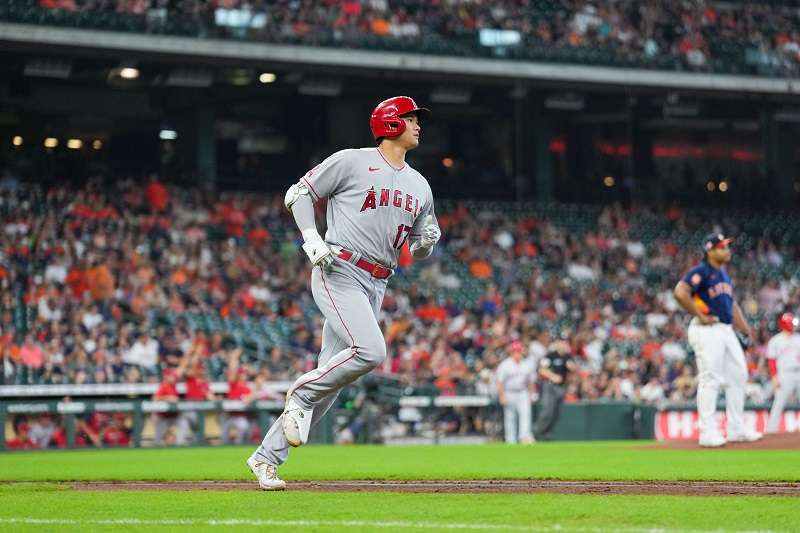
[369,96,430,141]
[778,313,798,332]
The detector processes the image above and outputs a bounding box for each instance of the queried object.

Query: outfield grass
[0,483,799,533]
[1,442,799,482]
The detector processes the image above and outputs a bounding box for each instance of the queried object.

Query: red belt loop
[336,248,392,279]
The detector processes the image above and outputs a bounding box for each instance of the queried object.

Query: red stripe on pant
[291,270,357,396]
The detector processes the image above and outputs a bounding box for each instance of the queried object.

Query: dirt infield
[651,432,800,450]
[65,479,800,496]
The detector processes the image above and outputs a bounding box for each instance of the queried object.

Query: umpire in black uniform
[533,336,573,440]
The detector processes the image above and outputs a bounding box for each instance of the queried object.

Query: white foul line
[0,517,787,533]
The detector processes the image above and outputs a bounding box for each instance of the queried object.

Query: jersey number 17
[392,224,412,249]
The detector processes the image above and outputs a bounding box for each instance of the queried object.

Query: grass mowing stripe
[1,443,799,482]
[0,518,789,533]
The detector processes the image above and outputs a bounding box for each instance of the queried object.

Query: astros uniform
[252,147,436,466]
[681,261,749,440]
[766,331,800,433]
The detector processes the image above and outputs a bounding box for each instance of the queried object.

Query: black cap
[703,233,733,252]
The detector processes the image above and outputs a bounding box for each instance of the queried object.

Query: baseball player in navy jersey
[766,313,800,433]
[674,234,763,447]
[246,96,440,490]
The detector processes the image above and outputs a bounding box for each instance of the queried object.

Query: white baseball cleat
[282,397,313,447]
[246,457,287,491]
[698,434,726,448]
[727,430,763,443]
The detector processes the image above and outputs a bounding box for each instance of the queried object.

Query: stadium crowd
[31,0,800,76]
[1,172,796,421]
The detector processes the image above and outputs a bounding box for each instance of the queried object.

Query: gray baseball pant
[252,261,387,466]
[767,370,800,433]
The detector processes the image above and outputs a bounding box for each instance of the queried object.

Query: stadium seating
[3,0,799,77]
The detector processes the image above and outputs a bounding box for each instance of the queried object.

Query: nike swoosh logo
[368,167,380,172]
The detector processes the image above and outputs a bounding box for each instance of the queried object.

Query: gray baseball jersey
[301,147,436,268]
[251,146,438,467]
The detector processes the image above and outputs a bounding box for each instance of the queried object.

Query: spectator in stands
[176,354,216,445]
[220,349,254,444]
[102,414,132,447]
[20,334,44,378]
[145,173,169,213]
[6,419,36,449]
[29,413,66,449]
[152,367,180,446]
[123,330,160,373]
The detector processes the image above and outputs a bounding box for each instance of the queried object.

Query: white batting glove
[301,232,334,270]
[420,215,441,248]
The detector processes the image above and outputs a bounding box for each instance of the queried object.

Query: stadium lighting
[706,181,715,192]
[12,136,22,147]
[119,67,140,80]
[44,137,58,149]
[67,139,83,150]
[159,130,177,140]
[442,157,454,168]
[259,72,277,84]
[92,140,103,150]
[229,69,253,86]
[718,181,728,192]
[603,176,615,187]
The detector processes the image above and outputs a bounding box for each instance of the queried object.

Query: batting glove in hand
[420,215,441,248]
[301,237,334,270]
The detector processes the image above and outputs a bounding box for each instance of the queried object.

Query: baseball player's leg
[518,392,533,443]
[288,267,386,409]
[503,403,518,443]
[543,385,565,437]
[533,382,557,438]
[689,324,725,439]
[721,329,748,437]
[766,375,792,433]
[252,320,347,466]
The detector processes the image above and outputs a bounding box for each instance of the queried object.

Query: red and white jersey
[766,332,800,374]
[300,148,436,269]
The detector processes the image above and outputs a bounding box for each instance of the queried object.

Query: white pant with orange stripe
[252,259,388,466]
[687,320,748,440]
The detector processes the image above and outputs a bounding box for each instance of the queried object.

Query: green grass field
[1,442,799,532]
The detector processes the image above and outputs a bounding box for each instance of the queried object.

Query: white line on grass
[0,517,786,533]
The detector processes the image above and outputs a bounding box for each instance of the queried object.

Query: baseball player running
[247,96,440,490]
[674,233,763,447]
[766,312,800,433]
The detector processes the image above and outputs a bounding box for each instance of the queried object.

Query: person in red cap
[152,367,180,446]
[248,96,440,490]
[766,312,800,433]
[495,339,537,444]
[221,349,254,445]
[176,355,217,446]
